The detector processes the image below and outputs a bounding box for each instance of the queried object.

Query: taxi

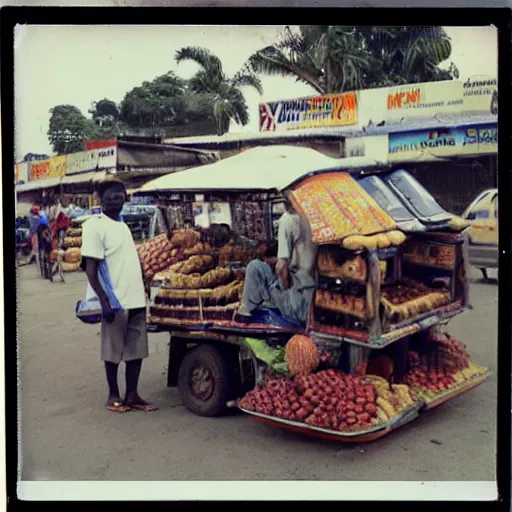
[462,188,498,280]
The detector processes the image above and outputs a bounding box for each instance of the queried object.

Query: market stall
[134,145,489,441]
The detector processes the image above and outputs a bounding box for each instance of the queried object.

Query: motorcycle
[15,227,33,267]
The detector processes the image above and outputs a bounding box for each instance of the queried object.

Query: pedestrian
[27,204,41,263]
[81,179,158,413]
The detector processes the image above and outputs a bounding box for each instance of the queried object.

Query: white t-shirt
[81,214,146,310]
[277,211,317,274]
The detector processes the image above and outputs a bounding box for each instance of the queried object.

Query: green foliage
[247,26,459,94]
[118,71,216,134]
[175,47,263,135]
[47,104,92,155]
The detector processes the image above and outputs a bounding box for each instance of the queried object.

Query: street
[17,265,497,481]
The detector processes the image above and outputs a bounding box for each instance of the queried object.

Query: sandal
[107,401,131,413]
[129,402,159,412]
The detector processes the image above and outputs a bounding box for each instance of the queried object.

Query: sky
[14,25,498,162]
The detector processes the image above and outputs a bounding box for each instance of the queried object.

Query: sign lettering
[259,92,358,132]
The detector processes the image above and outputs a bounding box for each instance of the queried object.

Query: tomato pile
[238,369,381,432]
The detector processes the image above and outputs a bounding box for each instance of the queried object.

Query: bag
[76,260,122,324]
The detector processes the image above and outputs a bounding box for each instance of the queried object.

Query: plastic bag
[76,260,122,324]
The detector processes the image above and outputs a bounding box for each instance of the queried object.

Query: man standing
[81,180,158,413]
[237,195,317,325]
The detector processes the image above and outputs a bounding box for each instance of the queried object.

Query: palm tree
[247,26,458,95]
[175,47,264,135]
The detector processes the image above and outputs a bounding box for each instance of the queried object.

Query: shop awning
[117,140,220,170]
[16,177,62,192]
[60,170,107,185]
[139,145,383,194]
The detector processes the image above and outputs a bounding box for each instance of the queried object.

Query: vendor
[236,194,317,325]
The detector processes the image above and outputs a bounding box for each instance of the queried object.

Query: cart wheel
[479,268,488,280]
[178,345,231,417]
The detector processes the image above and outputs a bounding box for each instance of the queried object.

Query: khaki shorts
[101,308,149,364]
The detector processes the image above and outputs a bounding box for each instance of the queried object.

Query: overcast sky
[14,25,498,161]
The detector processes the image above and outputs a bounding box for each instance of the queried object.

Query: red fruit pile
[238,370,379,432]
[403,364,455,392]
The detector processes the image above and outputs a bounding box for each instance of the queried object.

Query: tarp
[139,145,383,193]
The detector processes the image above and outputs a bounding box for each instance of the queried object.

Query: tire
[178,344,231,417]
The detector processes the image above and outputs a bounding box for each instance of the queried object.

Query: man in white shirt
[81,180,158,413]
[237,195,317,324]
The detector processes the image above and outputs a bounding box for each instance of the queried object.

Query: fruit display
[317,249,368,281]
[403,333,489,402]
[157,267,233,290]
[285,335,320,376]
[380,280,451,324]
[341,230,406,252]
[238,369,417,433]
[136,234,187,281]
[403,240,456,269]
[64,247,81,264]
[155,280,244,307]
[314,290,367,320]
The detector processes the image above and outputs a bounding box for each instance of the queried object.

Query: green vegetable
[243,338,288,374]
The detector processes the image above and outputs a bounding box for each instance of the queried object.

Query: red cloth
[52,211,70,236]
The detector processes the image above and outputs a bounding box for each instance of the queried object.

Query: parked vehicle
[462,189,498,280]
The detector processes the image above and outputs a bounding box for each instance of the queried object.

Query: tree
[119,71,209,128]
[88,98,123,140]
[47,105,93,155]
[175,47,263,135]
[247,26,459,94]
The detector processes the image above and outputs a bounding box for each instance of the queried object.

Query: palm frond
[175,46,224,80]
[231,71,264,95]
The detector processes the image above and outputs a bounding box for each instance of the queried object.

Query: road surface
[17,265,497,481]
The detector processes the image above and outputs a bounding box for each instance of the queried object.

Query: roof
[162,113,497,148]
[16,177,62,192]
[138,145,385,194]
[117,140,220,169]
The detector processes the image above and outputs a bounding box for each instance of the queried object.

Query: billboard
[388,123,497,162]
[259,92,358,132]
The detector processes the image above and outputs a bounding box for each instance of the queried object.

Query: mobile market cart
[134,145,490,443]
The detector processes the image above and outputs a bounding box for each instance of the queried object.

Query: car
[462,188,498,280]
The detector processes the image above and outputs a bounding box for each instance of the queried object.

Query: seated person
[237,196,317,325]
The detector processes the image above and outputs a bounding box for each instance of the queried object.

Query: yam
[375,233,391,249]
[342,235,367,251]
[386,230,407,246]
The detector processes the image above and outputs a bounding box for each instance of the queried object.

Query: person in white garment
[81,180,158,413]
[237,194,317,325]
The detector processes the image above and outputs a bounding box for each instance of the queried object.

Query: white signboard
[462,75,498,115]
[384,79,463,121]
[66,146,117,174]
[344,134,389,163]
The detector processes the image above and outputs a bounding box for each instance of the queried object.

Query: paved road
[17,265,497,481]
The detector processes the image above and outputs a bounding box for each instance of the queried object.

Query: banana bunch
[453,360,488,382]
[363,376,415,422]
